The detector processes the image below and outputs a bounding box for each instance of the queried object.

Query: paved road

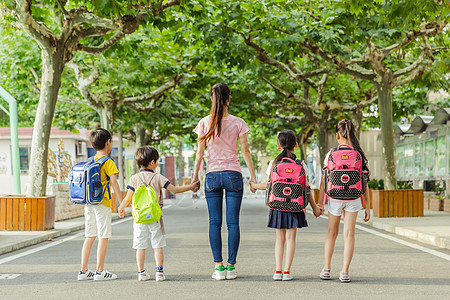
[1,194,450,299]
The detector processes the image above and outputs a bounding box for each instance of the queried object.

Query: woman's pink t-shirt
[194,114,250,174]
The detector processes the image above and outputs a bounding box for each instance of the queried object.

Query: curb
[0,213,127,256]
[365,219,450,250]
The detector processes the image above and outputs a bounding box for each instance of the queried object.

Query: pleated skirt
[267,209,308,229]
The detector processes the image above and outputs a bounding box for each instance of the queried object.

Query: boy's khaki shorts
[133,221,166,249]
[85,204,112,238]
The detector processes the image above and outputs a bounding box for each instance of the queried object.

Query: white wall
[0,136,88,195]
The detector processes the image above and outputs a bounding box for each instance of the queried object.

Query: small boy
[118,146,199,281]
[78,128,122,281]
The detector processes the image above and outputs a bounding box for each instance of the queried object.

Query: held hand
[118,207,125,218]
[191,180,200,192]
[364,207,371,222]
[249,179,257,193]
[317,203,325,215]
[313,205,323,218]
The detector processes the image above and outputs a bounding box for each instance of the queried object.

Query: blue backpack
[69,156,112,205]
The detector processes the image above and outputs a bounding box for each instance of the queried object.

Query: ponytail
[336,119,370,177]
[272,130,297,171]
[198,83,230,144]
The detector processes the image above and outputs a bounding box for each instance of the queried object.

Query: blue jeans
[205,171,243,265]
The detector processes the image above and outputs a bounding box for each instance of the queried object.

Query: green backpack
[132,175,162,224]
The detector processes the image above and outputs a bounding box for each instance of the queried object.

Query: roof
[394,108,450,135]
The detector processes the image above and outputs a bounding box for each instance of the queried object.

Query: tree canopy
[0,0,449,194]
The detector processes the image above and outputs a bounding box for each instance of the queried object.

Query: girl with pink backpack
[319,119,371,283]
[251,130,323,281]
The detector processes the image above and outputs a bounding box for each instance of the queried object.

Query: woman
[193,83,257,280]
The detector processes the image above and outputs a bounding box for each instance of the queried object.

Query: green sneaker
[212,265,226,280]
[226,264,237,280]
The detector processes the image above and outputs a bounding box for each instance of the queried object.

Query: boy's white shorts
[85,204,112,238]
[327,198,363,217]
[133,221,166,249]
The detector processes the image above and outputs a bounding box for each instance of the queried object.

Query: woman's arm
[192,139,205,182]
[239,133,257,191]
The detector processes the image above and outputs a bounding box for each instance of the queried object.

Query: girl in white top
[318,119,371,283]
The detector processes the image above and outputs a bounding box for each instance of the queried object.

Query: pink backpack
[323,144,368,204]
[265,158,310,212]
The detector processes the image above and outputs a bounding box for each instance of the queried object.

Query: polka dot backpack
[323,144,368,204]
[265,157,310,212]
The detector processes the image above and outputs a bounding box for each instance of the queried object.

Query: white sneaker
[225,265,237,280]
[273,272,282,281]
[211,265,226,280]
[282,272,293,281]
[155,271,165,282]
[94,270,117,281]
[138,271,151,281]
[78,270,95,281]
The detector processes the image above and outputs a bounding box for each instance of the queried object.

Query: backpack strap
[338,144,353,150]
[146,173,164,208]
[281,157,296,163]
[95,156,113,200]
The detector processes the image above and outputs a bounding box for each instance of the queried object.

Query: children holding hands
[118,146,199,281]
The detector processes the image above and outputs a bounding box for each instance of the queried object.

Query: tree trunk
[298,125,313,161]
[353,108,363,139]
[117,129,125,190]
[316,122,329,165]
[178,137,184,185]
[26,50,64,196]
[99,106,111,131]
[132,124,145,174]
[135,124,145,147]
[376,70,397,190]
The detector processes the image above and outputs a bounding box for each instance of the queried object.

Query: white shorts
[327,198,363,217]
[133,221,166,249]
[85,204,112,238]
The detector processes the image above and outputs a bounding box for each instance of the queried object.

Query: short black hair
[89,128,112,151]
[135,146,159,169]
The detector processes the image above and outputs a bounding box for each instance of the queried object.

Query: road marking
[0,274,21,279]
[309,211,450,262]
[0,217,132,265]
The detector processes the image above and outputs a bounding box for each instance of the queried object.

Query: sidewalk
[0,212,128,256]
[358,209,450,249]
[1,199,449,256]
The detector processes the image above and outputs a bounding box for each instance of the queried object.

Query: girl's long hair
[198,83,231,144]
[273,130,297,169]
[336,119,370,176]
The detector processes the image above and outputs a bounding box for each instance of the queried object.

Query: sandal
[319,269,331,280]
[339,272,351,283]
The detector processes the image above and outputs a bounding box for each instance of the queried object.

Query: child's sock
[283,271,290,274]
[275,271,282,274]
[138,270,146,274]
[156,266,163,273]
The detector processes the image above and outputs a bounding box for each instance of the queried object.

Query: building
[0,127,89,194]
[394,108,449,198]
